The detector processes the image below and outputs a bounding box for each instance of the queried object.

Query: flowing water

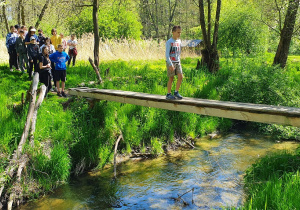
[18,133,299,210]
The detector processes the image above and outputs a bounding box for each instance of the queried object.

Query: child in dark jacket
[15,30,29,74]
[27,36,40,79]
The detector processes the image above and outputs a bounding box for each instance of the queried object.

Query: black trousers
[8,50,19,69]
[39,70,52,94]
[29,57,38,78]
[68,55,76,66]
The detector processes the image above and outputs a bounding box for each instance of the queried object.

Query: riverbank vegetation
[1,54,300,208]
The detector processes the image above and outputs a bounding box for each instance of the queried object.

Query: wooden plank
[68,87,300,127]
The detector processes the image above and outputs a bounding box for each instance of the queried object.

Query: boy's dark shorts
[53,70,66,82]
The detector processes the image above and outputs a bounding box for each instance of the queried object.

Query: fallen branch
[0,73,40,207]
[29,85,46,147]
[114,133,123,178]
[181,138,195,149]
[88,57,102,83]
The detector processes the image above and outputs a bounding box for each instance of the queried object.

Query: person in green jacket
[15,30,29,74]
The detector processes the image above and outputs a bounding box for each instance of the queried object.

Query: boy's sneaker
[57,91,62,97]
[174,91,183,99]
[10,69,13,72]
[166,93,176,100]
[61,91,67,97]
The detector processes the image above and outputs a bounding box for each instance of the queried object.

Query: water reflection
[18,133,299,210]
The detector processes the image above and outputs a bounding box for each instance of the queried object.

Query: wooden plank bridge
[68,87,300,127]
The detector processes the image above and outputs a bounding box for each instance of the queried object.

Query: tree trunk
[273,0,299,68]
[2,4,9,33]
[198,0,221,73]
[93,0,100,67]
[21,0,25,25]
[35,0,50,29]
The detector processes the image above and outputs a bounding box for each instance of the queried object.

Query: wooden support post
[88,57,102,83]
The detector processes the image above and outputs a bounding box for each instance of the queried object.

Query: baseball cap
[30,36,36,41]
[30,28,36,32]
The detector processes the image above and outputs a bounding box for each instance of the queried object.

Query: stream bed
[18,133,299,209]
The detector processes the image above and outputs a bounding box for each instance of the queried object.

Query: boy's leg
[167,76,174,94]
[19,54,25,73]
[8,52,13,70]
[73,56,76,66]
[175,73,183,92]
[29,61,33,78]
[56,81,60,92]
[68,55,72,66]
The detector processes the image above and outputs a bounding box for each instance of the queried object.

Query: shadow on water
[17,133,299,210]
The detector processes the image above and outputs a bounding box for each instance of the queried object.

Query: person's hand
[17,53,19,56]
[168,65,175,71]
[30,60,33,63]
[46,63,50,68]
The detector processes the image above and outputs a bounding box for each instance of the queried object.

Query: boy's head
[51,28,57,35]
[45,37,50,45]
[60,33,64,38]
[19,30,25,38]
[38,29,43,35]
[10,26,15,33]
[71,34,75,40]
[172,25,181,39]
[57,44,63,52]
[30,36,36,44]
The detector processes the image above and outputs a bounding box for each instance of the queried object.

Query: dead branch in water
[114,133,123,178]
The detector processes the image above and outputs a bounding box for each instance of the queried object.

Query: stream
[18,133,299,209]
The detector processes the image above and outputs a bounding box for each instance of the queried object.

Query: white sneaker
[10,69,13,72]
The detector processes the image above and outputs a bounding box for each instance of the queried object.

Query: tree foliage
[219,2,268,55]
[67,1,142,39]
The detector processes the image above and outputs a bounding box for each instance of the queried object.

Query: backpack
[8,34,17,52]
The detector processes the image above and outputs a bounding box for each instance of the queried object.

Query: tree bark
[273,0,299,68]
[2,4,9,33]
[35,0,50,29]
[198,0,221,73]
[93,0,100,67]
[21,0,25,25]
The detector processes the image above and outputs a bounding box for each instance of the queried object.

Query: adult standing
[67,34,78,67]
[39,46,52,95]
[6,26,19,72]
[50,28,61,51]
[25,26,40,45]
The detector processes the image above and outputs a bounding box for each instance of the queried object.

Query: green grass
[243,151,300,209]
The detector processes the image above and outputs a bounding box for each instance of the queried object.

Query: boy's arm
[49,53,56,63]
[5,33,10,50]
[165,40,173,67]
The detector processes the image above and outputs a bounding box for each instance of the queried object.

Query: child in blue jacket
[49,44,70,97]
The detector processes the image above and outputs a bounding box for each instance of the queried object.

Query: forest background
[1,0,300,58]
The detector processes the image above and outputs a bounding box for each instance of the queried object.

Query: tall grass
[0,35,198,63]
[243,151,300,209]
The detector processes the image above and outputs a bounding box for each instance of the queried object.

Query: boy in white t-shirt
[67,34,78,67]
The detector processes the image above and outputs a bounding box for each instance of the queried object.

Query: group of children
[6,24,183,100]
[6,25,78,97]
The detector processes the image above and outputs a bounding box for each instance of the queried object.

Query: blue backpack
[7,34,17,52]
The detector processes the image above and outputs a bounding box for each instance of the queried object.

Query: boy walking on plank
[165,25,183,100]
[49,44,70,97]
